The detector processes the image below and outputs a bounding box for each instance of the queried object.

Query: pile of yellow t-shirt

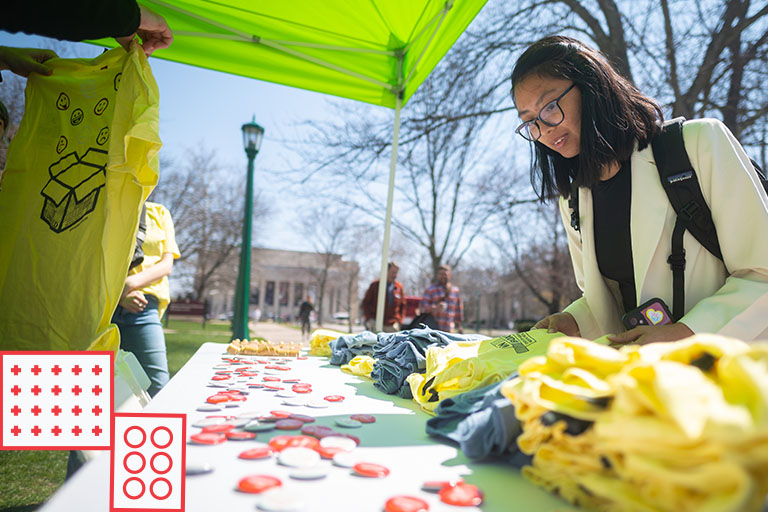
[341,355,376,378]
[501,334,768,512]
[407,330,565,414]
[309,328,345,356]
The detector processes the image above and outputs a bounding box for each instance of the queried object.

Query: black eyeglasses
[515,83,576,142]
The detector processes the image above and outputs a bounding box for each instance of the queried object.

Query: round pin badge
[192,417,227,428]
[288,414,314,423]
[237,474,282,494]
[268,435,319,452]
[278,447,321,468]
[185,462,214,476]
[189,432,227,445]
[226,430,257,441]
[238,446,275,460]
[237,411,263,419]
[276,391,297,398]
[206,394,231,404]
[282,378,300,383]
[263,376,281,382]
[438,483,483,507]
[289,466,329,480]
[306,400,328,409]
[244,421,275,433]
[196,405,223,412]
[421,479,464,492]
[319,436,357,452]
[353,462,390,478]
[275,419,304,431]
[384,495,430,512]
[257,488,305,512]
[335,419,362,429]
[323,395,345,402]
[331,451,363,468]
[201,423,235,434]
[282,398,305,407]
[211,375,231,381]
[315,445,347,459]
[270,410,293,418]
[228,418,252,428]
[350,414,376,424]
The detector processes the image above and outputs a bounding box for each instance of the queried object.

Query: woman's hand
[608,322,694,346]
[119,289,147,313]
[115,6,173,56]
[0,46,57,77]
[533,312,580,337]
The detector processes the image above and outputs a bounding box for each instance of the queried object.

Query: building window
[265,281,275,306]
[279,282,289,306]
[294,283,304,306]
[250,286,259,305]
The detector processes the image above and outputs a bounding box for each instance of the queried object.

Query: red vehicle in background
[403,296,422,327]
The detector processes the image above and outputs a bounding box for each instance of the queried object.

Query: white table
[41,342,569,512]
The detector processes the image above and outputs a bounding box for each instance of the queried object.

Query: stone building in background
[203,248,359,326]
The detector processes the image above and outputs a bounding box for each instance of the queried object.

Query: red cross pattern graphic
[110,413,186,512]
[1,352,113,449]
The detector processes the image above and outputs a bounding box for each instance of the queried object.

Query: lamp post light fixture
[231,117,265,341]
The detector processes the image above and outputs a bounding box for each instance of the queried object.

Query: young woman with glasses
[511,35,768,344]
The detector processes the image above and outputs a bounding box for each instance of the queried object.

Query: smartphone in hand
[621,297,673,330]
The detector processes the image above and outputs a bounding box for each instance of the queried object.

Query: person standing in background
[112,202,180,397]
[361,262,405,332]
[298,295,314,341]
[420,265,463,333]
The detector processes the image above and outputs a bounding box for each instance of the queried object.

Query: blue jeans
[112,294,169,397]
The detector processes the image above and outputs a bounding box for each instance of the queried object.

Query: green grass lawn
[0,319,234,512]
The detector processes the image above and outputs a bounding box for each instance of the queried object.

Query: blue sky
[0,30,382,251]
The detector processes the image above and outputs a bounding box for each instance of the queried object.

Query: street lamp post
[231,117,265,341]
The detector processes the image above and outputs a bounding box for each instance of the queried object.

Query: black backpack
[569,117,768,321]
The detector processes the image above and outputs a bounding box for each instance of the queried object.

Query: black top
[592,161,636,313]
[4,0,141,41]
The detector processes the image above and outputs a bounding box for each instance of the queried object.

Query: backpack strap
[651,117,723,321]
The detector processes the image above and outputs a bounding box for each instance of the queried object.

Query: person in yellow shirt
[112,202,180,397]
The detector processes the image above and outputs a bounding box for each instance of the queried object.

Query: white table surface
[40,342,570,512]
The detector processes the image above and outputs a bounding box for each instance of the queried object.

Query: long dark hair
[511,35,663,200]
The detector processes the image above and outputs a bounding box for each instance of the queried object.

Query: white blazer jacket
[559,118,768,341]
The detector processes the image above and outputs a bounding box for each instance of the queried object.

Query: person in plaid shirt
[420,264,463,333]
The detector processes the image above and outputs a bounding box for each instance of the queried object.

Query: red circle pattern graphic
[123,451,146,474]
[123,477,146,500]
[151,426,173,449]
[124,426,147,448]
[150,452,173,475]
[150,477,173,500]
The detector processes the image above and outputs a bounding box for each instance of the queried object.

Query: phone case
[621,298,673,329]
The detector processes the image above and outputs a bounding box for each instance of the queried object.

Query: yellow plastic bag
[0,43,161,353]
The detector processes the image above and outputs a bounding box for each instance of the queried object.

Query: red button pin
[225,431,257,441]
[189,432,227,445]
[206,394,231,404]
[353,462,390,478]
[263,376,281,382]
[350,414,376,423]
[315,445,347,459]
[270,410,292,418]
[422,479,464,492]
[268,435,319,452]
[385,495,430,512]
[438,483,483,507]
[201,424,235,434]
[237,475,282,494]
[238,447,275,459]
[324,395,345,402]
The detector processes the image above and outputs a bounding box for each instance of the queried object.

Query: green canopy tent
[104,0,488,331]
